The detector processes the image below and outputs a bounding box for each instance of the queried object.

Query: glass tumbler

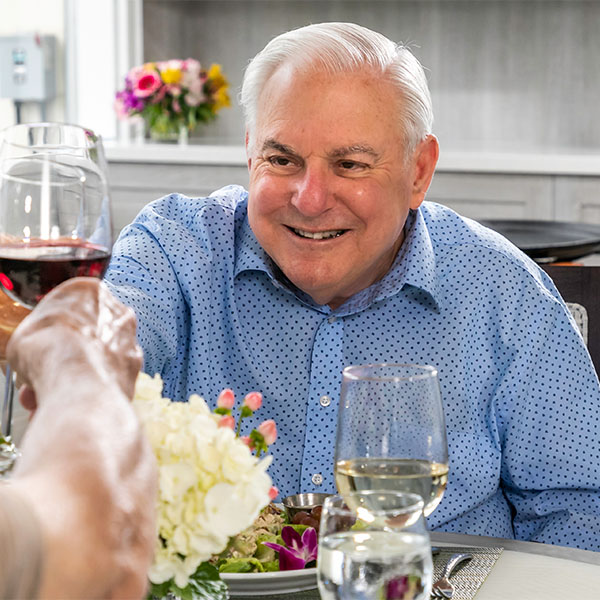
[317,490,432,600]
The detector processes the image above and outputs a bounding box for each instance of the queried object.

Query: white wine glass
[317,490,432,600]
[334,364,448,518]
[0,122,112,473]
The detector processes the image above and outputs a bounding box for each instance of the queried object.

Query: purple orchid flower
[385,576,409,599]
[263,525,318,571]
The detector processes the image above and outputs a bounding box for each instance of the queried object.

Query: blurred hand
[7,277,143,413]
[5,277,156,599]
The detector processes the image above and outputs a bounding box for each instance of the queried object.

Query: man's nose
[290,164,333,217]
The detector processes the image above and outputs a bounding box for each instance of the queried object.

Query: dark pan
[478,219,600,263]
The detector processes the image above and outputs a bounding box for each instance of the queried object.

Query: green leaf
[218,556,265,573]
[146,562,228,600]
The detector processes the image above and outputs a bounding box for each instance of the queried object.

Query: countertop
[104,141,600,176]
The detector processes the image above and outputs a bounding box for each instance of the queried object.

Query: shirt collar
[234,198,439,315]
[334,208,439,314]
[234,199,274,278]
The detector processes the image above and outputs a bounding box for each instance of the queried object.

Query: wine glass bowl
[0,122,112,472]
[334,363,448,518]
[0,123,112,309]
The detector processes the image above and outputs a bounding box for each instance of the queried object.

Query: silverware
[431,552,472,598]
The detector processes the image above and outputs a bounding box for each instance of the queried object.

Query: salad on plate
[214,503,321,573]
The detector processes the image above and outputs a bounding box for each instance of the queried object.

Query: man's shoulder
[420,201,531,267]
[144,185,248,225]
[418,201,556,296]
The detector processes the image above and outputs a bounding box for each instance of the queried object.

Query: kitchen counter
[105,141,600,176]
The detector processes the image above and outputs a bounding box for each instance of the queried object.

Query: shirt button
[328,316,336,324]
[320,395,331,407]
[312,473,323,486]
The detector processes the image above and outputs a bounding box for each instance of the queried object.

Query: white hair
[240,22,433,154]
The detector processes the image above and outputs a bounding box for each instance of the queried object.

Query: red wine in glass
[0,239,111,309]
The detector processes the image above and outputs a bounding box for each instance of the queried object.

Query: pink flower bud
[217,388,235,409]
[243,391,263,412]
[240,436,255,450]
[268,486,279,500]
[258,419,277,445]
[218,415,235,429]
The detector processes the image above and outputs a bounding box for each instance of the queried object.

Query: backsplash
[143,0,598,152]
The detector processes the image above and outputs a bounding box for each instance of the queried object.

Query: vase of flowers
[115,59,230,143]
[132,373,278,600]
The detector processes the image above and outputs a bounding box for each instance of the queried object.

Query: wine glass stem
[1,365,15,438]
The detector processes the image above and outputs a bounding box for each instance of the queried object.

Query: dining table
[227,531,600,599]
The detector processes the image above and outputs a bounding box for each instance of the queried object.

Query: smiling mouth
[289,227,347,240]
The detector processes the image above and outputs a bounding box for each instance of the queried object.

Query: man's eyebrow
[328,145,379,160]
[261,139,297,155]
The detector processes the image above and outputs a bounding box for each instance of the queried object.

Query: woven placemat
[432,546,504,599]
[229,546,503,599]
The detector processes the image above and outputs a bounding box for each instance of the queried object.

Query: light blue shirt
[105,185,600,551]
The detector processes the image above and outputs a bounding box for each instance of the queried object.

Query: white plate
[221,568,318,596]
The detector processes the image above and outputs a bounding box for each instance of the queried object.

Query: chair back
[541,265,600,373]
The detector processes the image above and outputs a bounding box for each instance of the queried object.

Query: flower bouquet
[115,59,230,142]
[132,373,277,600]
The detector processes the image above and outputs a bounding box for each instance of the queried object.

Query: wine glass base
[0,435,19,477]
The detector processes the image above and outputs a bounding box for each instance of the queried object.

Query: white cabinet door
[427,172,555,221]
[555,177,600,224]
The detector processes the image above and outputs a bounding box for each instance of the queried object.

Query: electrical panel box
[0,34,56,101]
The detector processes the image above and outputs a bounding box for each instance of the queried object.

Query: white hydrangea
[133,373,273,588]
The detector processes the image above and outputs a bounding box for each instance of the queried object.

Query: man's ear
[409,135,439,210]
[245,131,252,170]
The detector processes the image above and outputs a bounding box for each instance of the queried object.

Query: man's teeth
[293,228,344,240]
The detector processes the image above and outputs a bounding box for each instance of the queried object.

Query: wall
[0,0,65,130]
[142,0,599,152]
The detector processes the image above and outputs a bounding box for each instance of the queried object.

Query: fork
[430,552,472,598]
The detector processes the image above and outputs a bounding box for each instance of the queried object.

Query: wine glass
[317,490,432,600]
[0,122,112,473]
[334,364,448,518]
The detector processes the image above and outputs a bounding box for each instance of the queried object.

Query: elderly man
[105,22,600,550]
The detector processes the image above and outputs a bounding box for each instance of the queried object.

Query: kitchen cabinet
[554,177,600,224]
[426,173,554,221]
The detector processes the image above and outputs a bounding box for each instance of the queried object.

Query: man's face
[247,66,437,309]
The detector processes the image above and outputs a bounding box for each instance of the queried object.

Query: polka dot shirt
[105,185,600,551]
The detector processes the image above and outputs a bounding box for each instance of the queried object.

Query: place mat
[432,546,504,599]
[229,546,503,599]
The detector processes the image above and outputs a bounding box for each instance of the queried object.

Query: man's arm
[0,487,43,599]
[104,215,188,385]
[498,292,600,549]
[2,278,157,599]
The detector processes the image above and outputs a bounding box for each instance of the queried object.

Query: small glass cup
[317,491,432,600]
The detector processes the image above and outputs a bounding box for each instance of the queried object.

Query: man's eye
[268,156,293,167]
[338,161,364,171]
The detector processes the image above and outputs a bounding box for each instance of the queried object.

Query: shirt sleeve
[104,215,187,387]
[496,275,600,550]
[0,486,43,599]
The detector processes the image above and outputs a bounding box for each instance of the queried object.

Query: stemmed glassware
[324,364,447,599]
[334,364,448,518]
[0,122,113,473]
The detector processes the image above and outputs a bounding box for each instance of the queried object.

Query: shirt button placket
[301,315,344,493]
